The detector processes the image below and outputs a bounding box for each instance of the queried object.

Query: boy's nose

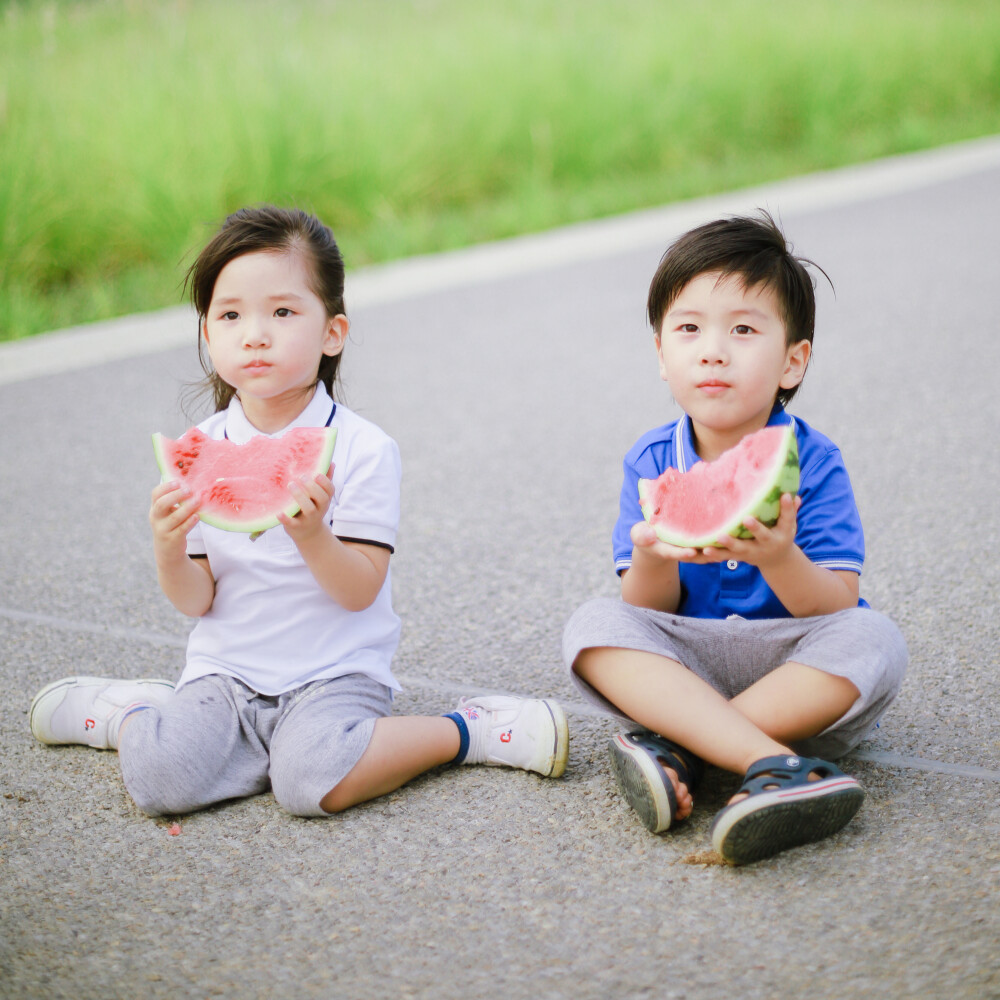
[698,339,728,364]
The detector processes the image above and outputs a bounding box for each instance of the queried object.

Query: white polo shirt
[178,385,402,695]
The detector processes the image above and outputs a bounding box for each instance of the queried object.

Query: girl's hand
[278,470,335,544]
[681,493,800,568]
[150,480,202,560]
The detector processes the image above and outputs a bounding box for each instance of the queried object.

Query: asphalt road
[2,138,999,999]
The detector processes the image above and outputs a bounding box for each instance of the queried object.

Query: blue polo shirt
[613,408,867,618]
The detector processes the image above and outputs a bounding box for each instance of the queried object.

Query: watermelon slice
[152,426,337,534]
[638,424,799,548]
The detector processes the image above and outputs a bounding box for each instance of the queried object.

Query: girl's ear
[323,314,349,357]
[780,339,811,390]
[201,317,210,345]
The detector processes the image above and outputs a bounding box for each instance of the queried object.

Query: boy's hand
[150,480,201,560]
[630,520,699,562]
[278,467,335,545]
[682,493,800,568]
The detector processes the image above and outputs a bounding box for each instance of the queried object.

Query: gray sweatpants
[119,672,393,817]
[563,598,907,760]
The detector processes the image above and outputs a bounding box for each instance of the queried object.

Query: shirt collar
[224,384,334,444]
[674,405,792,472]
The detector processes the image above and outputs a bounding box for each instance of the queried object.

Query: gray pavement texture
[2,148,1000,999]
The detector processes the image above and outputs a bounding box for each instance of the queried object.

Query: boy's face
[654,271,810,453]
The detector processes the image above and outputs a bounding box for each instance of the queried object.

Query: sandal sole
[711,777,864,865]
[608,734,677,833]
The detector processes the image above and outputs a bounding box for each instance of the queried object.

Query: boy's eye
[733,324,754,335]
[679,323,699,334]
[275,307,293,318]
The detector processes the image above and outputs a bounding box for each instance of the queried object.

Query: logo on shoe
[786,756,799,767]
[462,708,480,721]
[85,718,96,731]
[500,729,512,743]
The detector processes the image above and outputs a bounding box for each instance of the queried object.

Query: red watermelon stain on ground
[167,823,181,836]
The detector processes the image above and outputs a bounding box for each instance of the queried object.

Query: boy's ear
[323,314,349,357]
[780,339,812,389]
[654,332,669,381]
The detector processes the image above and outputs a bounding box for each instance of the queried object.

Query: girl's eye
[222,311,239,321]
[275,307,293,318]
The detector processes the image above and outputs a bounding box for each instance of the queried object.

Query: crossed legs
[574,646,859,810]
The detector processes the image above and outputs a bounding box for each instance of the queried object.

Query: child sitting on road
[30,204,568,817]
[563,211,906,864]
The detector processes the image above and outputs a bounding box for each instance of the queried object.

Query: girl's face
[655,271,810,459]
[202,249,346,430]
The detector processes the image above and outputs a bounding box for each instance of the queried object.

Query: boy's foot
[608,731,703,833]
[30,676,175,750]
[710,755,864,865]
[453,696,569,777]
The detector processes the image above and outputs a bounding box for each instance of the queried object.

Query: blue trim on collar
[675,406,793,470]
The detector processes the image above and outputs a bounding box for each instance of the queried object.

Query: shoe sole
[608,734,675,833]
[710,776,864,865]
[544,699,570,778]
[29,675,175,745]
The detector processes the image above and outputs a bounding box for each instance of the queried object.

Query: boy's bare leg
[576,647,790,819]
[576,647,789,770]
[729,663,859,746]
[575,649,860,810]
[320,716,461,813]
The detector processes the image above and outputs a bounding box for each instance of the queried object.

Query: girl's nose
[242,320,269,349]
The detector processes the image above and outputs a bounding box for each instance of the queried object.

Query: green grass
[2,0,999,340]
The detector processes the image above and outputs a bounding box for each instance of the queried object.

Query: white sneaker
[454,695,569,777]
[30,676,175,750]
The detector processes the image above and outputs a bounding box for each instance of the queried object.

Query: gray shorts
[118,672,393,817]
[562,598,907,760]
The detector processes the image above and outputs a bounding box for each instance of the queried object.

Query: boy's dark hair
[186,205,346,413]
[647,211,828,408]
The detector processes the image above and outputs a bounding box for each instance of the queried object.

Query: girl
[30,205,568,817]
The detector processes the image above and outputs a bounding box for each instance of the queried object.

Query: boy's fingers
[631,521,661,546]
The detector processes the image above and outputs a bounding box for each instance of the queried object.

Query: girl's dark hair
[186,205,346,413]
[646,210,830,408]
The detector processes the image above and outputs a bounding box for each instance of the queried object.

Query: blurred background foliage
[2,0,999,339]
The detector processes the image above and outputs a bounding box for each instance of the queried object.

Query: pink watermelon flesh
[638,424,799,548]
[152,426,337,533]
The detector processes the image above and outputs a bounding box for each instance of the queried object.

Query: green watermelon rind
[638,424,800,548]
[151,428,338,534]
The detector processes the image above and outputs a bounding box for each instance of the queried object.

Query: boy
[563,212,906,865]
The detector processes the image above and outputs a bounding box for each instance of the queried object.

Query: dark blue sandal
[710,754,864,865]
[608,731,704,833]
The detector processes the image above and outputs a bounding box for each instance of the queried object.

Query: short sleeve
[796,445,865,573]
[329,431,401,551]
[613,459,644,575]
[612,424,678,576]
